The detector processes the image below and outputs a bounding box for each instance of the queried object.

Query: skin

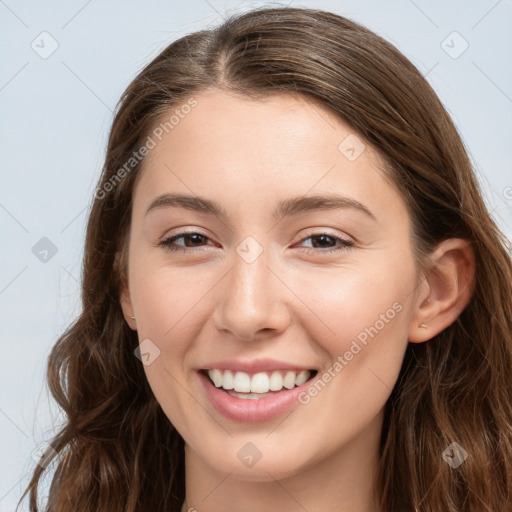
[120,88,475,512]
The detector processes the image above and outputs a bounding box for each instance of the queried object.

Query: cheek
[129,265,212,434]
[288,265,413,453]
[130,263,211,347]
[295,259,415,412]
[127,263,209,406]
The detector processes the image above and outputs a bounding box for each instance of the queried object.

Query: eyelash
[158,231,354,255]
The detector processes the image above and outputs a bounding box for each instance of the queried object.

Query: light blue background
[1,1,511,510]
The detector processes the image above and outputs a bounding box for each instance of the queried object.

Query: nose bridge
[214,239,290,339]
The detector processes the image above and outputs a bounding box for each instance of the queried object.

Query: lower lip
[198,371,316,423]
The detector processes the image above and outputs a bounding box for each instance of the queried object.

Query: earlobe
[115,251,137,331]
[408,238,475,343]
[120,287,137,330]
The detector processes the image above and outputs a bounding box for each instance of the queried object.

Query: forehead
[132,89,408,225]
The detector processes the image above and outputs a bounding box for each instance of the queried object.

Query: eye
[295,232,354,254]
[158,231,216,253]
[157,231,354,254]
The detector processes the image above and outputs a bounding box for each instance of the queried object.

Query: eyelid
[158,226,213,243]
[157,229,217,252]
[295,227,354,243]
[293,231,354,254]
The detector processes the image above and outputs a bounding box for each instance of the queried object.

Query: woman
[19,6,512,512]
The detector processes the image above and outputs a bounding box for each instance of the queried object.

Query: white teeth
[210,369,223,387]
[269,371,283,391]
[295,370,310,386]
[223,370,235,390]
[207,368,312,394]
[251,372,270,393]
[233,372,251,392]
[283,371,296,389]
[228,391,275,400]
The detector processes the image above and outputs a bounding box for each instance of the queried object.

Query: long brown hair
[19,7,512,511]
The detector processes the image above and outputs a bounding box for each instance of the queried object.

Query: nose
[213,248,292,342]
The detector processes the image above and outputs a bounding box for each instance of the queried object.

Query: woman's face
[121,88,423,480]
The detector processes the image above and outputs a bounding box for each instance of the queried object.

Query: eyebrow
[145,192,376,221]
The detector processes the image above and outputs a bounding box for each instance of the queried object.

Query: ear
[115,251,137,331]
[408,238,475,343]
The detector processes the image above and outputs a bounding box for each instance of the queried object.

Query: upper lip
[199,358,316,373]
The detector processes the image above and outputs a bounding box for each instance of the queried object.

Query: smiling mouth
[200,368,318,399]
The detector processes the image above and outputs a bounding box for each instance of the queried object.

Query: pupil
[314,235,332,248]
[187,234,203,246]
